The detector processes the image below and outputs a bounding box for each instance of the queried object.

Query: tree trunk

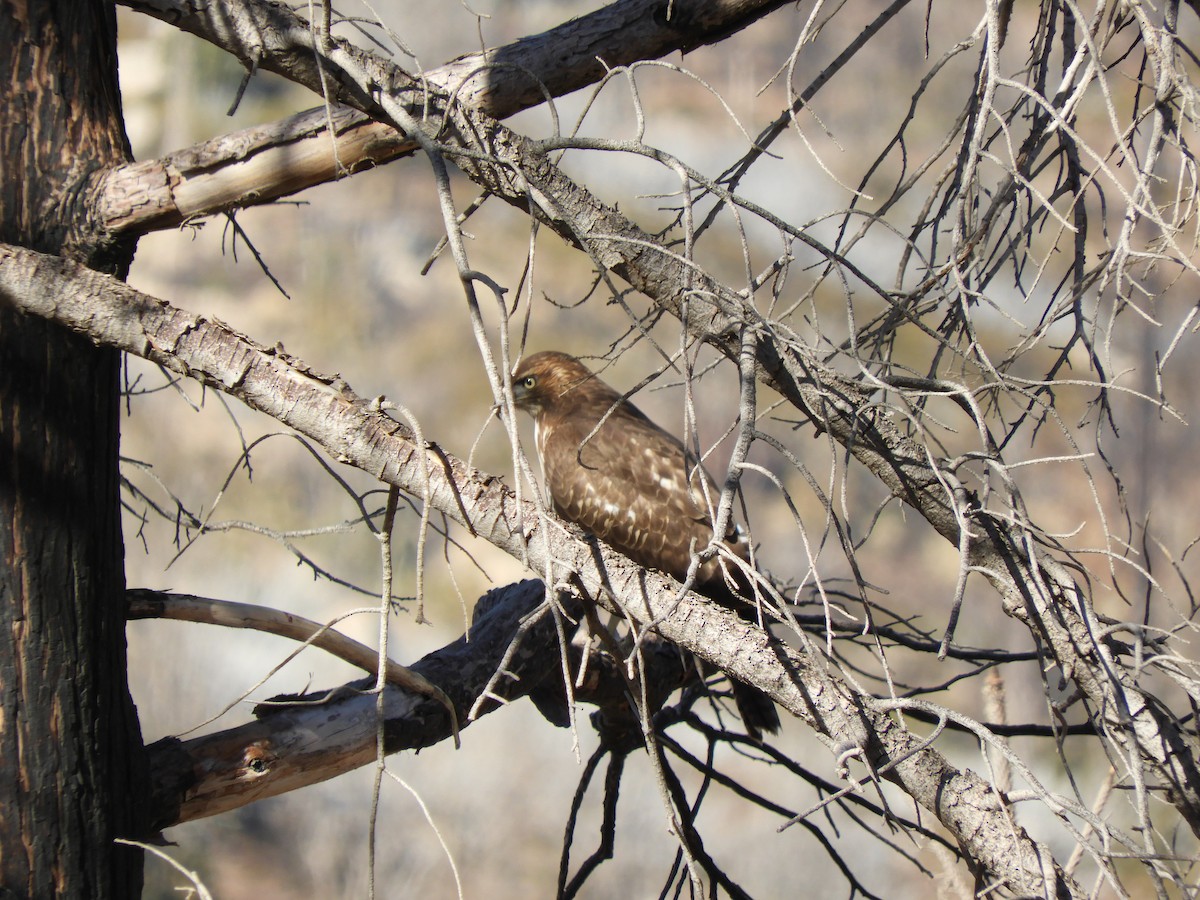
[0,2,146,896]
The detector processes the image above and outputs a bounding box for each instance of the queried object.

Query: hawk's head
[511,351,601,416]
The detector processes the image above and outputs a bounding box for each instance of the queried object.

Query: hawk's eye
[521,375,537,390]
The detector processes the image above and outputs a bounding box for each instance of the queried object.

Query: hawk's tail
[732,679,781,742]
[698,572,782,740]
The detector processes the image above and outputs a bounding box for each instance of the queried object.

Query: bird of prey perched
[511,350,780,738]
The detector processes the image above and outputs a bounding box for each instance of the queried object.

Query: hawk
[511,350,780,738]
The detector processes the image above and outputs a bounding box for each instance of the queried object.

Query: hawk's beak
[495,382,528,418]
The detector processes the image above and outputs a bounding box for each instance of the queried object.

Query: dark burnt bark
[0,2,146,896]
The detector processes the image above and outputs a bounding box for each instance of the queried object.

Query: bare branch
[144,581,556,827]
[126,588,455,721]
[101,0,792,234]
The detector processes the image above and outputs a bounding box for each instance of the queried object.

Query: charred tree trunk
[0,2,146,896]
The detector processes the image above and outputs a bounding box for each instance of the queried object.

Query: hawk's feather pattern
[512,351,779,737]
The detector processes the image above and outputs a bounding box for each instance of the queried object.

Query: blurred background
[115,1,1200,896]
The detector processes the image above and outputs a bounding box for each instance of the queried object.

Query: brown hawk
[511,350,780,738]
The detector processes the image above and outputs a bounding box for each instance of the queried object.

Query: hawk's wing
[528,366,778,738]
[539,402,743,584]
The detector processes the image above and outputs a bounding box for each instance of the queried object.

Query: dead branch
[142,579,695,829]
[126,588,457,733]
[143,580,551,827]
[101,0,791,233]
